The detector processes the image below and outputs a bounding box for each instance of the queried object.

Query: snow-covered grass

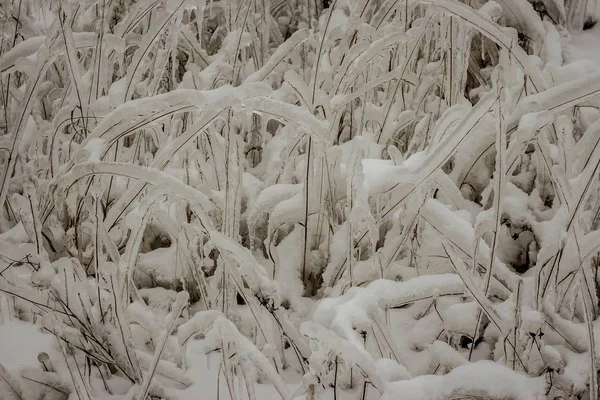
[1,0,600,399]
[568,5,600,64]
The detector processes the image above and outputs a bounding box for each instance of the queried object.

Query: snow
[0,222,29,244]
[175,347,296,400]
[381,361,546,400]
[0,320,55,376]
[137,247,178,282]
[568,20,600,65]
[3,1,600,399]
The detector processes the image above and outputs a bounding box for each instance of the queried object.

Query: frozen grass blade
[137,292,189,400]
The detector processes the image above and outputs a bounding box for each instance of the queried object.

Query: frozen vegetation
[1,0,600,399]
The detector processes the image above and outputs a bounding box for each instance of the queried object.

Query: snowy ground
[567,10,600,63]
[0,320,55,376]
[3,1,600,400]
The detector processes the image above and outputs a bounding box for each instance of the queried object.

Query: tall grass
[0,0,600,399]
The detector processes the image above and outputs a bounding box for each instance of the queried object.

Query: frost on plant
[1,0,600,399]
